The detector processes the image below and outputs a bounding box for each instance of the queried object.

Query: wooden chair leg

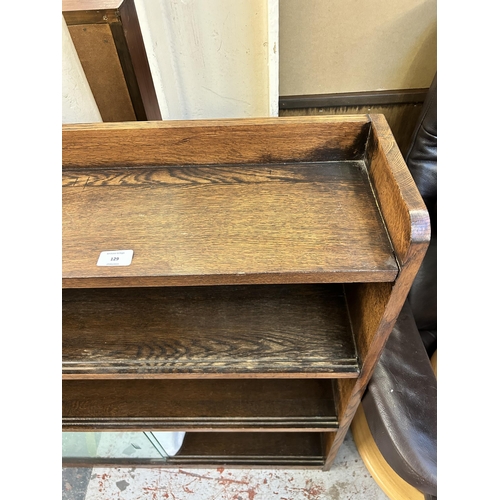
[351,404,425,500]
[430,350,437,377]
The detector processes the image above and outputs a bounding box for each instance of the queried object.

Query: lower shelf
[63,284,359,378]
[62,432,326,468]
[63,379,338,431]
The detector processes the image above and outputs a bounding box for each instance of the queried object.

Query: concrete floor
[62,430,389,500]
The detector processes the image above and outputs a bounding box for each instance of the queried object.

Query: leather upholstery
[362,301,437,495]
[361,74,437,496]
[408,234,436,355]
[406,73,437,337]
[405,74,437,203]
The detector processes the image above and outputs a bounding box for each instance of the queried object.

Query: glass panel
[62,432,164,459]
[147,432,186,457]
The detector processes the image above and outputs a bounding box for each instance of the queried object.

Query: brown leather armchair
[352,74,437,500]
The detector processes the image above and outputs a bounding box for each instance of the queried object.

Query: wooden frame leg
[350,404,425,500]
[431,350,437,377]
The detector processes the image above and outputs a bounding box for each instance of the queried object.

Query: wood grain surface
[63,284,358,378]
[280,102,423,158]
[63,378,338,431]
[171,432,324,467]
[62,161,398,288]
[62,116,371,168]
[366,114,430,263]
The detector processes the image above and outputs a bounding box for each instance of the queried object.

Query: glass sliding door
[62,431,186,465]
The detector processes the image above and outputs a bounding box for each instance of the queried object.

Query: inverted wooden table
[62,115,430,469]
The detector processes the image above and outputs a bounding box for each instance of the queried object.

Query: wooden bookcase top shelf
[62,160,398,288]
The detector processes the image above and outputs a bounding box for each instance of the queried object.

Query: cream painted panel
[267,0,280,116]
[135,0,278,119]
[279,0,437,96]
[61,16,102,124]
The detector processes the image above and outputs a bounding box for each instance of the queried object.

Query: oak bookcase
[62,115,430,469]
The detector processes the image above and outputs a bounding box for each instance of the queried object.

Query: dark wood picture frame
[63,0,161,122]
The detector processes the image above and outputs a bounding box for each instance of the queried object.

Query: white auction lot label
[96,249,134,266]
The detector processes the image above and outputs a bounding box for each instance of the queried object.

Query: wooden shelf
[170,432,325,467]
[63,379,338,432]
[63,432,325,468]
[63,284,359,378]
[62,161,398,288]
